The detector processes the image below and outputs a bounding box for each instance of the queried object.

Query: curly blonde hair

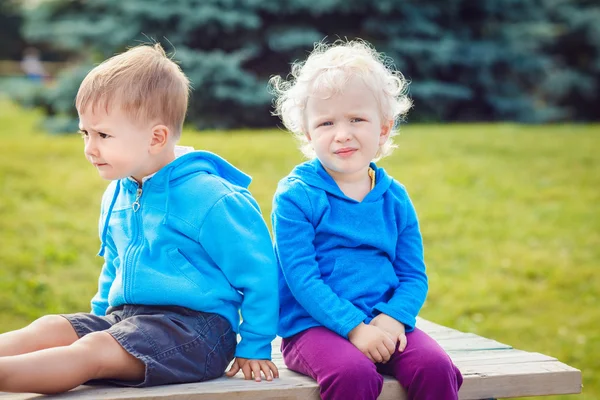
[269,39,412,160]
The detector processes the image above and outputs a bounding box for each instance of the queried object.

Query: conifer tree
[18,0,599,131]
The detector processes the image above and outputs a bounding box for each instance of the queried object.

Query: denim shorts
[61,305,236,387]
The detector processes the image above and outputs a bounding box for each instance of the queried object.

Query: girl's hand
[225,357,279,382]
[348,323,397,363]
[370,313,407,352]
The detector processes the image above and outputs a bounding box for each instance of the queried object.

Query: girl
[269,40,462,399]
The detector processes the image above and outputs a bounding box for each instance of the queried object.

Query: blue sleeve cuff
[234,333,274,360]
[337,311,369,339]
[373,303,417,332]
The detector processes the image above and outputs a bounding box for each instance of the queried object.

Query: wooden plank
[0,360,581,400]
[451,350,556,367]
[0,319,582,400]
[1,372,323,400]
[458,361,582,400]
[414,317,457,333]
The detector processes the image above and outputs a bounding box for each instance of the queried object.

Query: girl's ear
[379,120,394,145]
[149,124,170,154]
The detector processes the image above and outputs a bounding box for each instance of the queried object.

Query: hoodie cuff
[234,333,274,360]
[337,311,369,339]
[372,303,416,332]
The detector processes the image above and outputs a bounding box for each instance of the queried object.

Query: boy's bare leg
[0,315,79,357]
[0,331,144,394]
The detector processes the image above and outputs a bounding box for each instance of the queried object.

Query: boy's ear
[149,124,170,153]
[379,120,394,145]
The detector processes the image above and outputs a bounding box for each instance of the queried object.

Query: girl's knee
[415,353,461,385]
[319,361,383,400]
[323,361,383,394]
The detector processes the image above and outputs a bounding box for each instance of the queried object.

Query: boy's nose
[84,138,98,157]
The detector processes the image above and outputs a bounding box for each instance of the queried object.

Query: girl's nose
[334,125,352,142]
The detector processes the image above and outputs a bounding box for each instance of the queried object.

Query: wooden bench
[0,318,581,399]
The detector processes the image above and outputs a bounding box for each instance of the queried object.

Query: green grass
[1,100,597,399]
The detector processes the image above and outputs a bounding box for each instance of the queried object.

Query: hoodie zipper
[132,187,142,212]
[124,183,144,303]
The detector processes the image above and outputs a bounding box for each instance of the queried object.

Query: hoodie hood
[98,148,251,256]
[149,149,251,189]
[289,158,393,202]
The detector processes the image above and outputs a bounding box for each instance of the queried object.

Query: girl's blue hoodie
[92,150,278,360]
[272,159,428,339]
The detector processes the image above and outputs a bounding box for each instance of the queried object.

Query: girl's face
[304,77,391,184]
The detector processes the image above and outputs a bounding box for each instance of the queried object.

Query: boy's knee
[73,331,144,381]
[70,332,117,372]
[29,315,72,333]
[75,332,141,365]
[74,331,114,351]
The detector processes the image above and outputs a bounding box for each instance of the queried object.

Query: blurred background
[1,0,599,130]
[0,1,598,399]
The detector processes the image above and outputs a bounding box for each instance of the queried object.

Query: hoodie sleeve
[198,191,278,360]
[372,188,428,331]
[272,181,367,338]
[90,256,116,316]
[90,192,118,316]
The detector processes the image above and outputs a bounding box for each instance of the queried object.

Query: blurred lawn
[0,100,597,399]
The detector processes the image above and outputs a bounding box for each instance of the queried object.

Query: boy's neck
[132,147,176,183]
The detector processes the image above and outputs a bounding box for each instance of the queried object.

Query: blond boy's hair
[269,40,412,160]
[76,43,190,139]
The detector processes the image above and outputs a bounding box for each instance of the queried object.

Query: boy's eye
[78,130,88,138]
[351,118,364,123]
[98,132,109,139]
[320,121,333,127]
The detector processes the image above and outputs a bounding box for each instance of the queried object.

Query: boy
[0,43,279,394]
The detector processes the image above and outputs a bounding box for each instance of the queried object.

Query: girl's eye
[320,121,333,127]
[351,118,364,123]
[78,130,88,138]
[98,132,109,139]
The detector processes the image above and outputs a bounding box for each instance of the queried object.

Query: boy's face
[305,77,390,183]
[78,104,155,182]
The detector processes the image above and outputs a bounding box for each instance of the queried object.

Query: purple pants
[282,326,463,400]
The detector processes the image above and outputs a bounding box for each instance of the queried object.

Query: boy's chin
[96,171,125,181]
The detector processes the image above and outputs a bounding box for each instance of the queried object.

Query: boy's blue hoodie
[272,159,428,339]
[92,150,278,360]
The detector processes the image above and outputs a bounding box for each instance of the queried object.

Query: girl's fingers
[398,334,408,352]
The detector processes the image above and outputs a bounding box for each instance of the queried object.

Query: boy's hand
[348,323,396,363]
[225,357,279,382]
[369,313,407,352]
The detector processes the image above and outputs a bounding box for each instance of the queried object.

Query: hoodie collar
[291,158,393,202]
[98,147,251,256]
